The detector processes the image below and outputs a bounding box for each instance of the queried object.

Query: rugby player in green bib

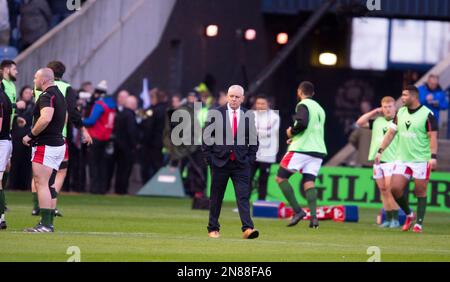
[356,96,400,228]
[276,81,327,229]
[375,86,438,233]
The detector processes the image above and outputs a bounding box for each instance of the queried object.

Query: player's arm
[32,107,54,136]
[23,94,55,146]
[426,113,439,170]
[356,108,382,128]
[374,116,398,164]
[287,105,309,138]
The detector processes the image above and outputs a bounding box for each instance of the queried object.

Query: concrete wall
[16,0,176,92]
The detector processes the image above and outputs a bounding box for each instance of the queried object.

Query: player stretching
[357,96,400,228]
[375,86,438,233]
[276,81,327,229]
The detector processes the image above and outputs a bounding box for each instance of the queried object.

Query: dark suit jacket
[202,105,259,168]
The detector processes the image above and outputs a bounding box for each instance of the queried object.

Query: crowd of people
[0,56,445,234]
[0,0,87,51]
[0,59,282,206]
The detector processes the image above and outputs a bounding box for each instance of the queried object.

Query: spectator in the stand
[47,0,75,27]
[349,100,373,167]
[418,74,449,124]
[19,0,52,51]
[6,0,20,48]
[83,81,116,194]
[0,0,10,45]
[8,86,34,191]
[139,88,168,183]
[113,95,138,195]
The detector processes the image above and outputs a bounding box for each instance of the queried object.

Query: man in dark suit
[202,85,259,239]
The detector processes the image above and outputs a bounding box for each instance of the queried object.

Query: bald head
[227,85,245,110]
[34,68,55,91]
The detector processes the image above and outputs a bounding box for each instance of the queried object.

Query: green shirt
[368,117,398,162]
[288,99,327,155]
[2,79,16,128]
[395,106,432,162]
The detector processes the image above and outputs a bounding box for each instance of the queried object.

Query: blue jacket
[418,84,449,122]
[83,96,117,127]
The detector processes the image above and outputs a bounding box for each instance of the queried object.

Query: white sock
[0,214,4,222]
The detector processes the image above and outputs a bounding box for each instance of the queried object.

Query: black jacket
[202,105,258,168]
[113,108,138,151]
[140,102,168,149]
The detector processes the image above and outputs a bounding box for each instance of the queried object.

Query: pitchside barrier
[207,166,450,213]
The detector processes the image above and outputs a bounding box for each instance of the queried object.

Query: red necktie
[230,110,237,161]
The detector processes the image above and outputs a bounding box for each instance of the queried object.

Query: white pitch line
[8,231,450,254]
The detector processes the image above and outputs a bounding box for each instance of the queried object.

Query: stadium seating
[0,46,18,61]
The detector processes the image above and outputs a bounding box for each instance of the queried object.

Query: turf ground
[0,191,449,262]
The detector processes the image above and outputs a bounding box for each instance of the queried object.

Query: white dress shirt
[227,103,241,129]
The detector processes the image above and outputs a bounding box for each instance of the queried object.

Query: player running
[276,81,327,229]
[356,96,400,228]
[375,86,438,233]
[23,68,68,233]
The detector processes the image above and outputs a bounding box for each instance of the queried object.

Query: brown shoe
[242,228,259,239]
[208,231,220,239]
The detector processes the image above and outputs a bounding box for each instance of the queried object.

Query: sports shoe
[402,212,415,232]
[287,209,307,227]
[379,221,391,228]
[389,220,400,229]
[0,221,7,230]
[24,223,54,233]
[31,208,40,216]
[412,224,423,233]
[309,217,319,229]
[55,209,63,217]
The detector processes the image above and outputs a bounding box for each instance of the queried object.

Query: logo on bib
[405,121,411,130]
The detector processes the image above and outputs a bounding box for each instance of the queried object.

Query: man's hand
[22,135,33,147]
[16,100,26,110]
[286,139,292,145]
[81,127,93,145]
[426,94,434,103]
[286,127,293,139]
[429,158,437,171]
[374,152,382,165]
[17,117,27,127]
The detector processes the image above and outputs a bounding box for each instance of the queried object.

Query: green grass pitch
[1,191,449,262]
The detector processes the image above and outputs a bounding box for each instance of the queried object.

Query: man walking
[203,85,259,239]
